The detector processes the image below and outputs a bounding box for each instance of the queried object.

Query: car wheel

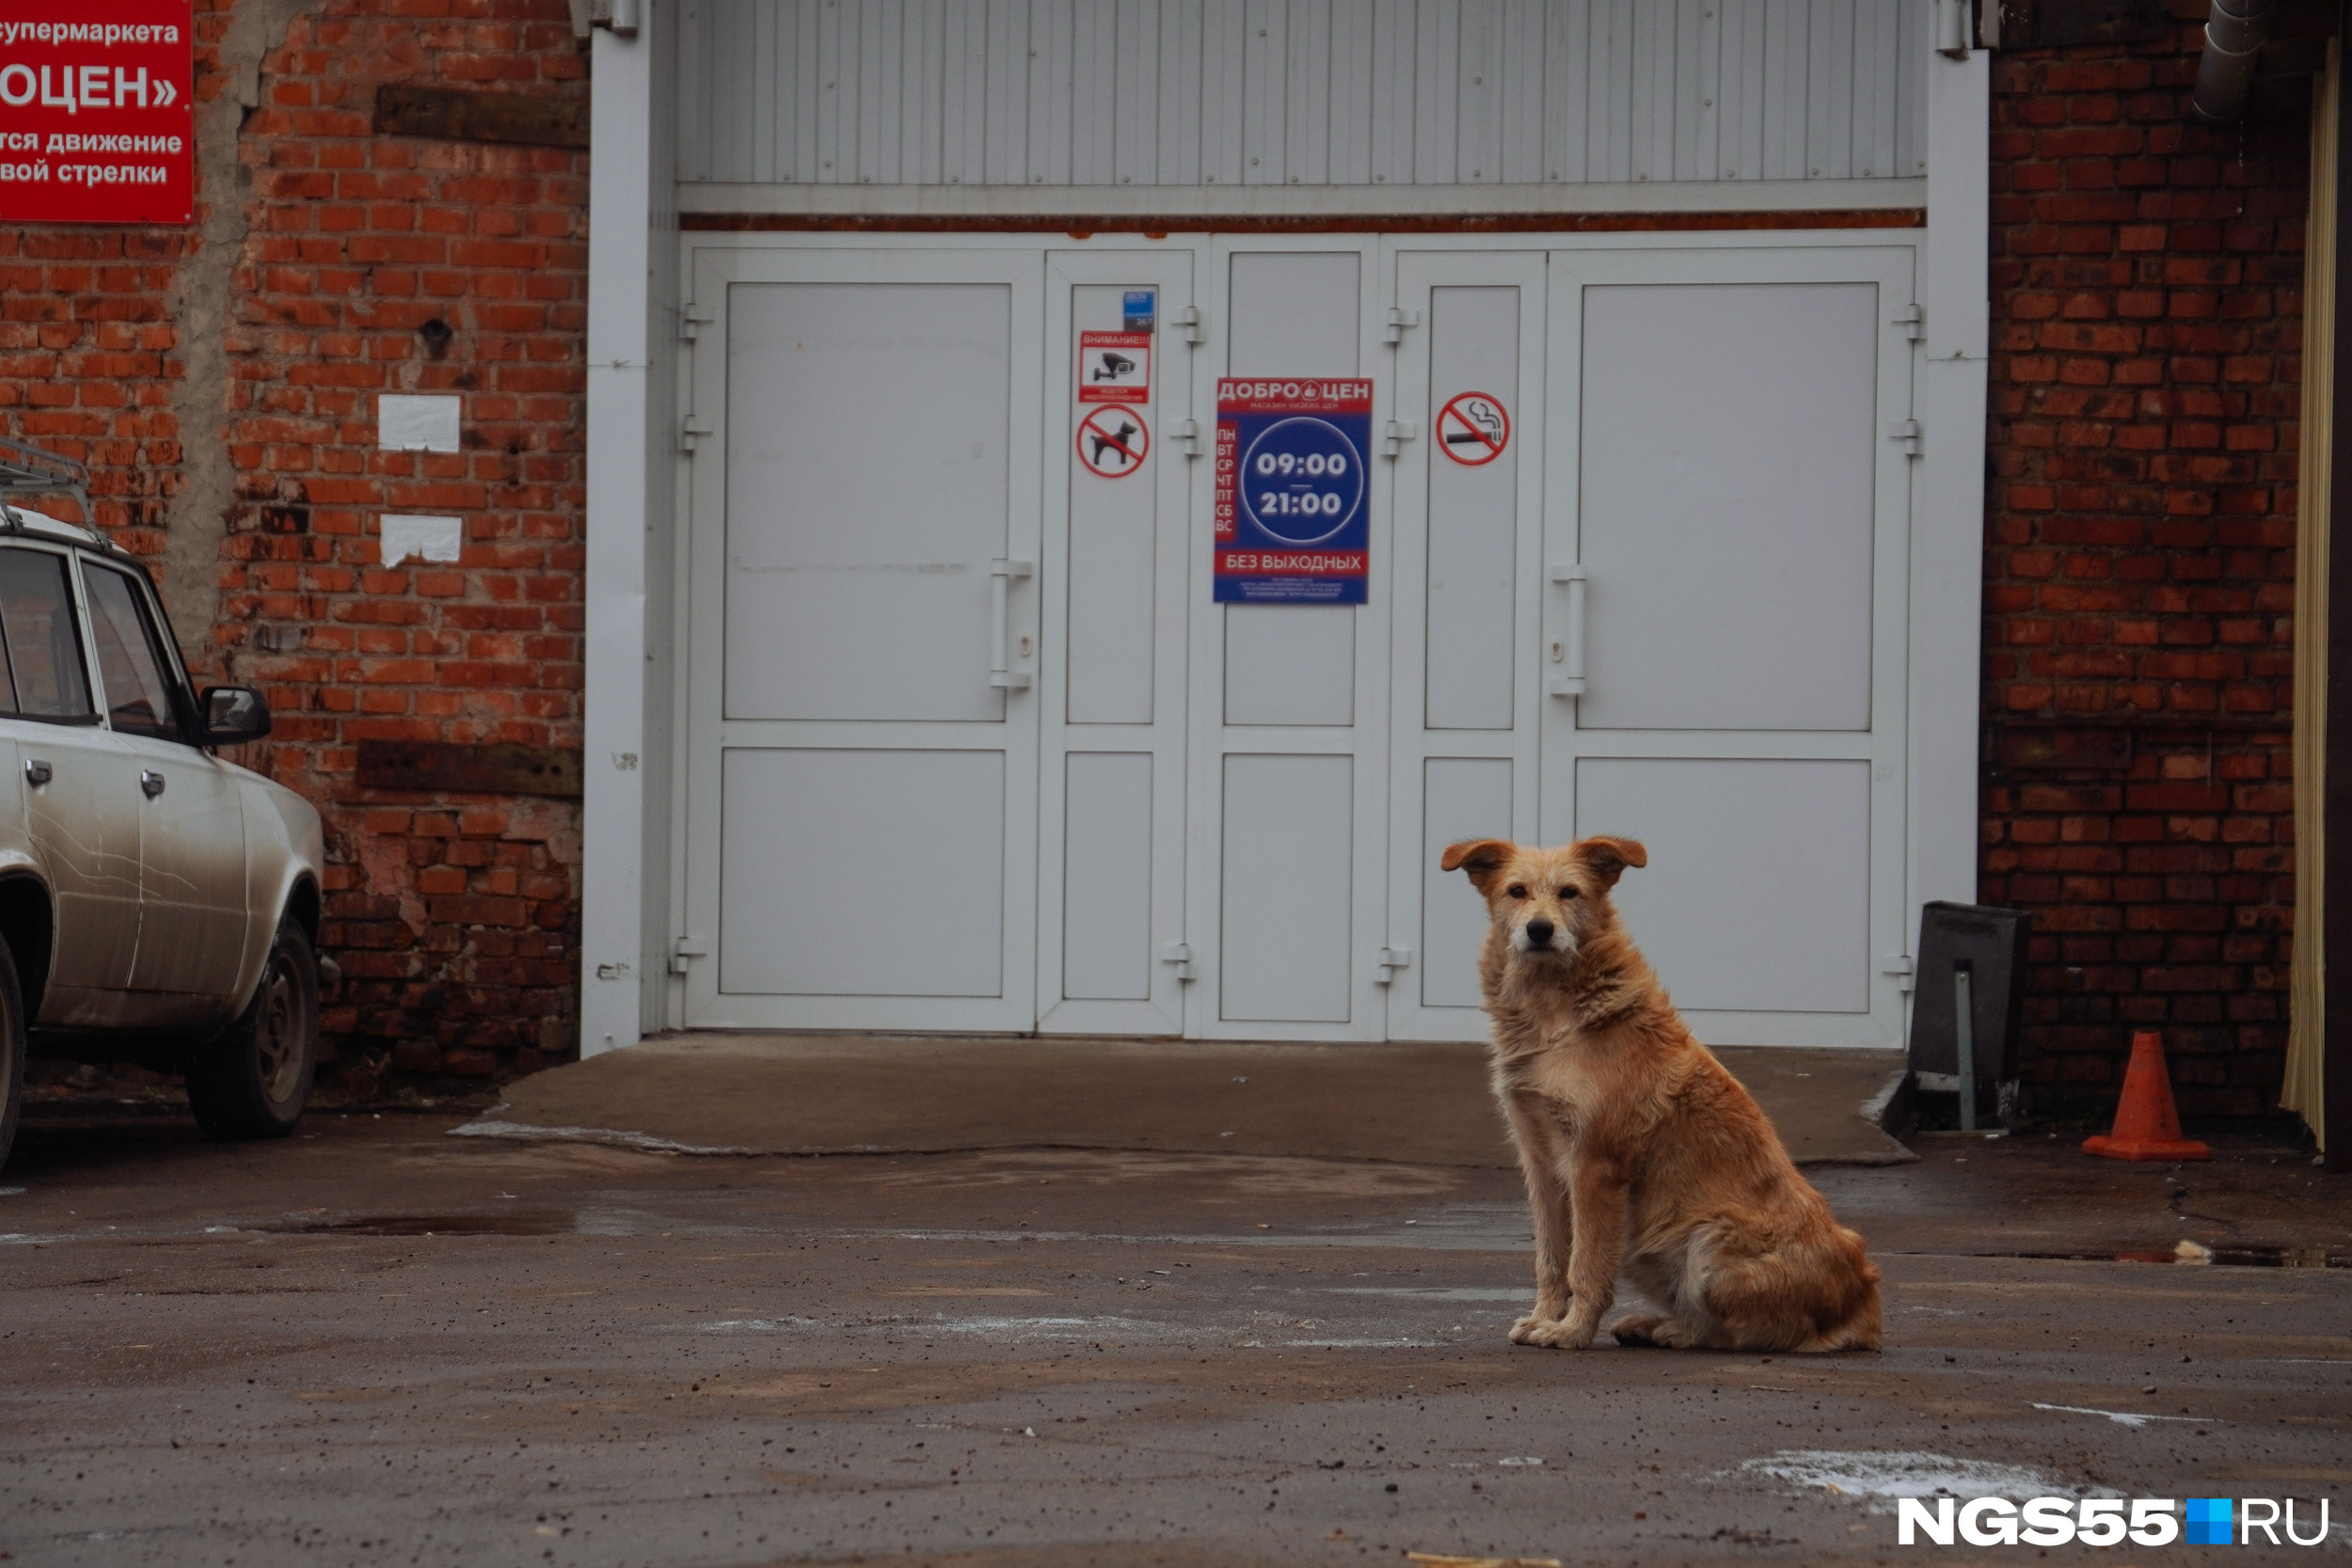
[0,932,23,1173]
[185,916,320,1141]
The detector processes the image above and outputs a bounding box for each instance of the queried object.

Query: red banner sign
[0,1,195,225]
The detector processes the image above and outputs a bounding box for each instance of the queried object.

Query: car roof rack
[0,436,94,531]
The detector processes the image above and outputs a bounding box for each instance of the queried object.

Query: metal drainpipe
[2191,0,2275,124]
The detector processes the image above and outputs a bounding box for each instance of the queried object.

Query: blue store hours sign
[1213,378,1372,604]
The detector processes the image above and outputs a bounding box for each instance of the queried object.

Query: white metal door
[1037,251,1195,1035]
[667,230,1920,1051]
[1540,246,1916,1048]
[1184,241,1391,1040]
[1384,249,1549,1040]
[682,248,1043,1031]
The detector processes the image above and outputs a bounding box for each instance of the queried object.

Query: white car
[0,446,327,1170]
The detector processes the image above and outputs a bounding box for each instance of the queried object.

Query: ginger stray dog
[1440,836,1882,1353]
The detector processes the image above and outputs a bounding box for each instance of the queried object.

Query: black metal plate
[1908,900,2033,1085]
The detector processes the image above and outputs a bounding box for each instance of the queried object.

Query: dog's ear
[1577,836,1648,888]
[1440,838,1515,895]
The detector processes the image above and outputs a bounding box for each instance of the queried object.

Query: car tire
[0,932,23,1173]
[185,916,319,1142]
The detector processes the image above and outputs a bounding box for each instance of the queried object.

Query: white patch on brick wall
[380,513,463,565]
[377,392,461,451]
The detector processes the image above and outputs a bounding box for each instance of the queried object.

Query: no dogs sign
[1075,404,1148,478]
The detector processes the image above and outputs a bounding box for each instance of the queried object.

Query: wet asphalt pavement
[2,1101,2348,1567]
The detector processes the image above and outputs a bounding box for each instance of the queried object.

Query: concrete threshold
[459,1033,1915,1168]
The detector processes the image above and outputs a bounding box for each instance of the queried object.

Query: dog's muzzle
[1513,918,1571,956]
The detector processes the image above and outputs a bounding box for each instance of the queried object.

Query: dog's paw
[1608,1314,1700,1348]
[1507,1312,1554,1345]
[1508,1304,1571,1344]
[1516,1317,1597,1351]
[1608,1313,1669,1347]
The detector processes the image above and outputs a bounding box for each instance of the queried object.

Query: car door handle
[140,769,165,799]
[24,758,51,786]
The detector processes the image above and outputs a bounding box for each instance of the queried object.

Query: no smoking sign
[1437,391,1510,466]
[1075,404,1148,478]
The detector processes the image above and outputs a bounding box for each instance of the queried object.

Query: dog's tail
[1794,1225,1882,1352]
[1694,1217,1883,1353]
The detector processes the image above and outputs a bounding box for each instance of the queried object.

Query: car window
[83,565,185,742]
[0,546,95,721]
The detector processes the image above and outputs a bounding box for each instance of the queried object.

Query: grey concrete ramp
[460,1033,1915,1167]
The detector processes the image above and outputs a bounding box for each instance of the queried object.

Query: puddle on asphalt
[262,1213,571,1237]
[245,1215,2344,1266]
[699,1314,1170,1343]
[866,1214,1531,1251]
[1324,1285,1526,1302]
[1972,1241,2349,1270]
[249,1209,1533,1248]
[853,1150,1469,1201]
[1273,1336,1456,1348]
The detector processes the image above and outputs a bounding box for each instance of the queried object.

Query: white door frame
[652,227,1960,1050]
[1382,246,1550,1042]
[1539,243,1920,1049]
[587,39,1992,1059]
[1037,248,1196,1036]
[1180,233,1394,1041]
[676,244,1044,1032]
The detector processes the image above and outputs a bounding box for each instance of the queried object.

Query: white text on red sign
[1077,330,1151,405]
[0,2,195,224]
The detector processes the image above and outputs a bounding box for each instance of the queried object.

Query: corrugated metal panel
[1200,0,1246,184]
[1107,0,1154,185]
[1495,0,1543,183]
[681,0,1930,188]
[1157,0,1202,184]
[1368,0,1413,185]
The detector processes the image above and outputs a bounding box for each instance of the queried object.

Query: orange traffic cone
[2083,1031,2212,1162]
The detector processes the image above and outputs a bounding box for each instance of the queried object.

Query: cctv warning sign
[1077,331,1150,405]
[0,1,195,226]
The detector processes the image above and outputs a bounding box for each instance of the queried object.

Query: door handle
[1547,562,1587,698]
[24,758,50,786]
[989,559,1034,690]
[140,769,165,799]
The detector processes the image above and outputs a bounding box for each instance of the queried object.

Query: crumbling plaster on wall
[160,0,322,676]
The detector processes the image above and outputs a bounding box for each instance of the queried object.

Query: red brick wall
[0,220,187,551]
[1983,10,2308,1118]
[0,0,589,1084]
